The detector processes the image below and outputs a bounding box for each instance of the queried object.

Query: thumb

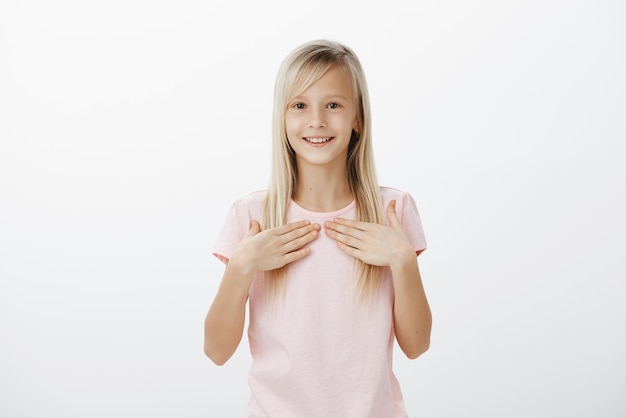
[386,200,400,227]
[248,220,261,235]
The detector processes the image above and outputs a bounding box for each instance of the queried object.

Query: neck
[292,163,353,212]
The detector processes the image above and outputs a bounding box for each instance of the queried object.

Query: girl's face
[285,65,359,172]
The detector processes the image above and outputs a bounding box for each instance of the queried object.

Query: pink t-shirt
[213,187,427,418]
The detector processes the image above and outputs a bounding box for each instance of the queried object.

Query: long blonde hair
[263,39,384,299]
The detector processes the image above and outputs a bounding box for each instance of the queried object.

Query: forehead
[293,65,354,99]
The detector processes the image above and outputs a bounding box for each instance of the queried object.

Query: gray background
[1,0,624,416]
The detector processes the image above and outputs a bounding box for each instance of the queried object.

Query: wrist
[223,253,256,291]
[389,245,418,275]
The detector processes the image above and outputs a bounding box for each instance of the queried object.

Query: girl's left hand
[324,200,414,267]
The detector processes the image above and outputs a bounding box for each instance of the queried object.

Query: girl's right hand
[230,220,320,274]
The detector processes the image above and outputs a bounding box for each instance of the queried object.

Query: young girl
[204,39,432,417]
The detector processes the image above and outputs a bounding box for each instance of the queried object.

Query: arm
[324,199,432,359]
[389,249,432,359]
[204,220,320,365]
[203,256,255,366]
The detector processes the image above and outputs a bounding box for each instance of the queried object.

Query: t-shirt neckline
[289,199,356,218]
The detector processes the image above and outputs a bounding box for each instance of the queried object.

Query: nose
[308,107,326,128]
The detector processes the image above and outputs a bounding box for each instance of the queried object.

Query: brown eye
[293,103,305,109]
[327,103,340,109]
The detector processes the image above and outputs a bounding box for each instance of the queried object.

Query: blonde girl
[204,39,432,417]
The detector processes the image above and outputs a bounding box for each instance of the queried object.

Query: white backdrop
[1,0,624,417]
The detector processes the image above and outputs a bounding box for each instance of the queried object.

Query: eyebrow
[290,94,350,102]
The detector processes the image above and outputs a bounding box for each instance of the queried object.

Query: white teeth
[305,137,331,143]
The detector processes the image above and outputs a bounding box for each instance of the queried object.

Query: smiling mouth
[304,137,333,144]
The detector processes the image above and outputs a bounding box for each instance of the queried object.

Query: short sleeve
[397,191,427,256]
[212,198,251,264]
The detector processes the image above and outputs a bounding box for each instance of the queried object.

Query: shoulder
[380,186,427,251]
[224,189,266,220]
[379,186,412,202]
[237,189,267,208]
[379,186,422,222]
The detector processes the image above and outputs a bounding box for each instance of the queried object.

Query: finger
[386,200,400,228]
[281,246,311,265]
[281,222,320,245]
[274,220,311,236]
[248,220,261,235]
[284,227,319,252]
[335,240,362,260]
[325,225,362,249]
[325,220,365,240]
[331,217,370,231]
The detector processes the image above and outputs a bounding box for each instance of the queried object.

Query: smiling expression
[285,65,360,171]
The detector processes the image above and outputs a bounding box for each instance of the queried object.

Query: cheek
[284,123,297,147]
[285,124,296,142]
[331,113,356,130]
[284,115,295,133]
[284,116,304,141]
[286,133,297,148]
